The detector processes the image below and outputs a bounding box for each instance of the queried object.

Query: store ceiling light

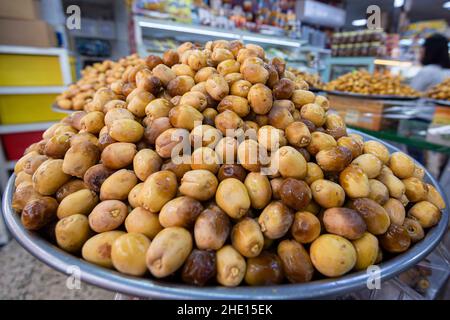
[352,19,367,27]
[444,1,450,9]
[394,0,404,8]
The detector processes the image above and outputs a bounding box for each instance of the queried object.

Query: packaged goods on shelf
[133,0,302,39]
[331,30,387,57]
[403,20,448,41]
[10,39,446,289]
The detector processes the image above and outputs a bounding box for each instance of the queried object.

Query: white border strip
[0,121,57,134]
[0,86,66,95]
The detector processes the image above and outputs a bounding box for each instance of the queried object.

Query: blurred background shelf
[134,16,329,77]
[134,16,306,48]
[0,121,58,134]
[0,45,74,192]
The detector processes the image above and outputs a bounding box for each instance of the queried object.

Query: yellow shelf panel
[0,54,64,86]
[0,94,65,124]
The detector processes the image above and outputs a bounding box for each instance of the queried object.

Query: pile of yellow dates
[13,40,444,287]
[287,67,324,89]
[55,54,144,111]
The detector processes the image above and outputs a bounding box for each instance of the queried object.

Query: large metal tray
[51,103,75,114]
[324,90,420,101]
[426,99,450,107]
[2,130,448,299]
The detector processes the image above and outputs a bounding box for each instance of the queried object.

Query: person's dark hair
[421,34,450,69]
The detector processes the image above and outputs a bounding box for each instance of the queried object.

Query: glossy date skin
[279,178,312,211]
[181,249,216,286]
[245,251,284,286]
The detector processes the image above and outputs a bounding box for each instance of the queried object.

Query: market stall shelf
[3,130,448,300]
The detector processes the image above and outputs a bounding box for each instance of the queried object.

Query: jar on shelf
[348,31,356,44]
[361,30,370,42]
[354,43,363,56]
[366,29,374,42]
[337,44,345,56]
[369,42,380,56]
[332,33,341,45]
[344,44,353,56]
[360,42,369,56]
[347,43,355,56]
[346,44,354,56]
[355,30,364,43]
[331,44,339,56]
[339,32,346,44]
[372,30,384,42]
[378,44,387,57]
[345,32,352,44]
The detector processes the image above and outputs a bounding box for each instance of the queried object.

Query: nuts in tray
[426,78,450,101]
[55,54,144,111]
[324,70,420,97]
[12,40,445,287]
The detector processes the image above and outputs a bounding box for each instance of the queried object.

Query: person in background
[410,33,450,92]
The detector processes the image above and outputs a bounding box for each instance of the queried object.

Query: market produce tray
[323,90,420,101]
[426,99,450,107]
[51,103,75,114]
[2,130,448,299]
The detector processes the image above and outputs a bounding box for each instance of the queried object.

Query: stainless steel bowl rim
[51,103,75,114]
[3,129,449,299]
